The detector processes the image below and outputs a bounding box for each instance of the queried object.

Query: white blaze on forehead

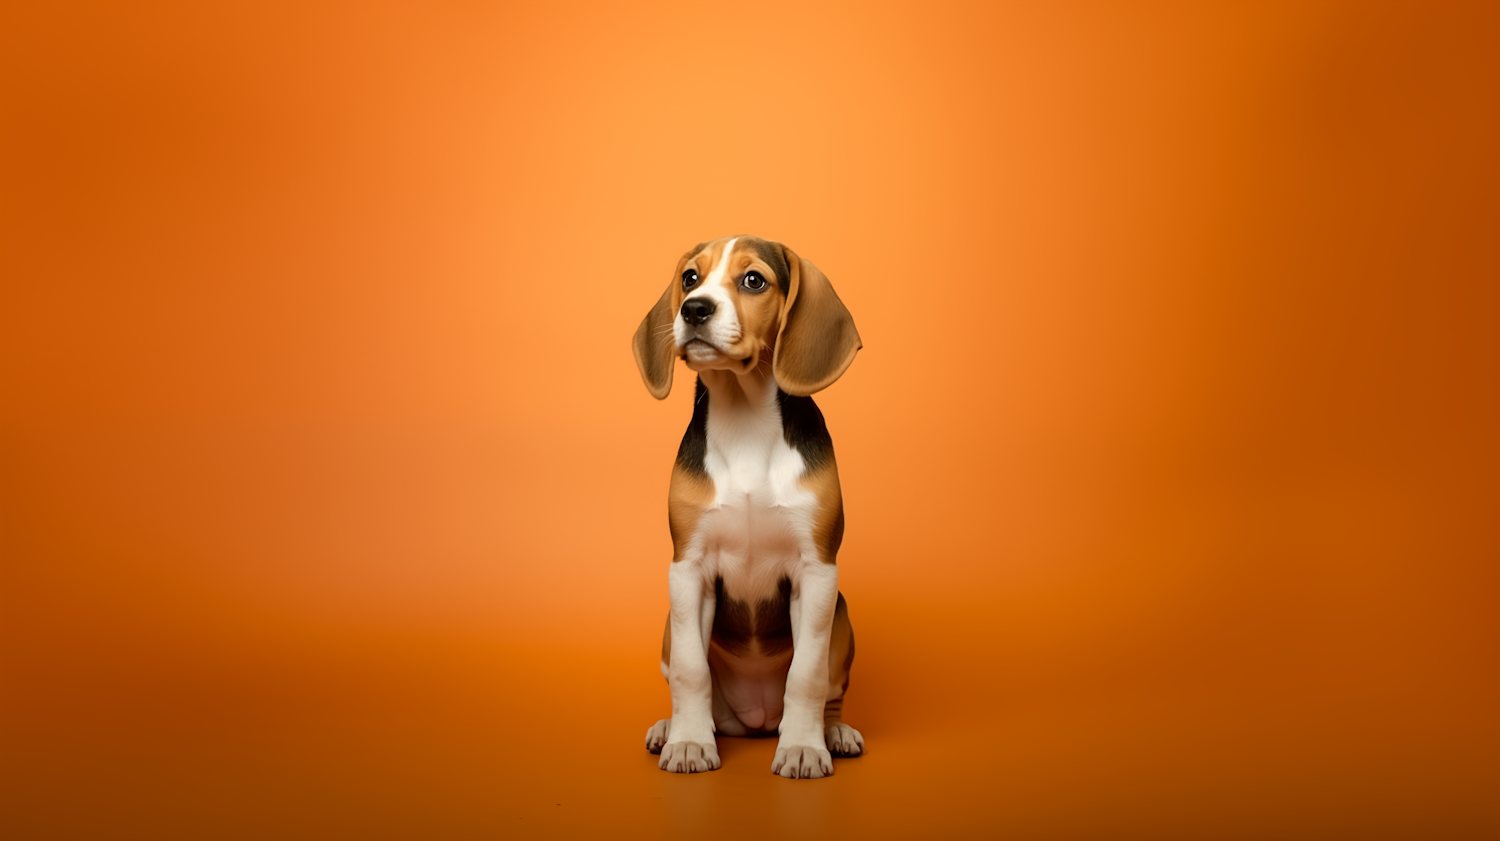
[704,237,740,291]
[676,237,743,351]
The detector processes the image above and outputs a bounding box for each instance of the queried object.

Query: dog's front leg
[773,561,838,779]
[660,558,720,773]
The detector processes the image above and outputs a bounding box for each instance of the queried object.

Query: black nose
[681,298,716,325]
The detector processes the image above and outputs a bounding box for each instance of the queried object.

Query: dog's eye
[743,271,766,291]
[682,269,699,289]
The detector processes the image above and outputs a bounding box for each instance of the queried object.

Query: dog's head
[632,236,861,399]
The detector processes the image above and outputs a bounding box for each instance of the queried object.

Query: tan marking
[632,247,698,399]
[661,612,671,667]
[667,463,715,562]
[798,460,845,565]
[718,237,787,364]
[640,235,860,397]
[824,592,855,723]
[679,235,790,377]
[773,248,862,396]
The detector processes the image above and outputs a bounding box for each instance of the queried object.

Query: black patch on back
[749,238,790,295]
[775,389,835,471]
[712,576,793,657]
[675,377,709,477]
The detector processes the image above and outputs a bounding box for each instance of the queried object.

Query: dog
[632,235,865,779]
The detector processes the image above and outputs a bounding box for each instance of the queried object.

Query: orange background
[2,2,1496,837]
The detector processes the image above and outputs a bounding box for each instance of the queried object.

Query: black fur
[749,237,791,295]
[675,377,710,477]
[775,388,835,471]
[712,575,794,657]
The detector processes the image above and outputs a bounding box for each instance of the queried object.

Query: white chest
[696,409,818,602]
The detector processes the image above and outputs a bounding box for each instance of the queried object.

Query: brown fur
[667,464,715,562]
[710,576,794,658]
[636,236,821,396]
[773,248,861,397]
[799,463,846,565]
[632,249,695,399]
[824,592,855,724]
[715,237,789,367]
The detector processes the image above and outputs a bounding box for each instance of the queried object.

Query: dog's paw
[658,740,720,773]
[772,744,833,779]
[825,722,865,757]
[644,719,671,754]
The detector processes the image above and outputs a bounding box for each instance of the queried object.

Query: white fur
[701,383,817,601]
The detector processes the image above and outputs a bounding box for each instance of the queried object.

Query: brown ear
[773,247,861,396]
[632,251,691,399]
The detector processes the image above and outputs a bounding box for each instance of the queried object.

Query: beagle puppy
[633,235,864,779]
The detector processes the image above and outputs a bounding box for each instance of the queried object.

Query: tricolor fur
[633,235,864,779]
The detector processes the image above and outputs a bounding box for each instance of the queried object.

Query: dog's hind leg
[823,592,864,757]
[645,613,753,751]
[646,613,673,753]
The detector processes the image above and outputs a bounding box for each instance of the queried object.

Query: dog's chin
[681,340,757,372]
[681,340,729,368]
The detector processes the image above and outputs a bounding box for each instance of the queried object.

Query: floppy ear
[773,247,862,396]
[632,251,691,399]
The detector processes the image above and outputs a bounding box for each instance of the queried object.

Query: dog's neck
[698,365,780,428]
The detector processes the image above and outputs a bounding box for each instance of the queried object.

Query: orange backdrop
[2,2,1496,838]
